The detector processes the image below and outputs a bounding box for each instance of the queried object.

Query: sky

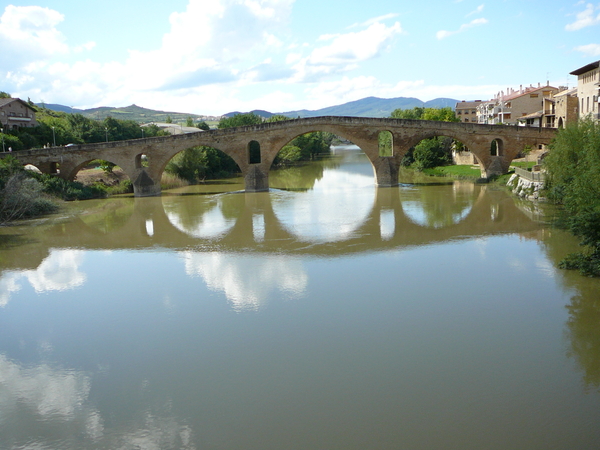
[1,0,599,116]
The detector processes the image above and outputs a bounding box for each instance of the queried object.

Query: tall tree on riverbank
[544,118,600,276]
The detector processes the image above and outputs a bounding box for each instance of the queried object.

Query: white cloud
[348,13,400,29]
[0,5,68,69]
[566,3,600,31]
[436,17,488,39]
[293,21,402,82]
[4,0,297,108]
[466,4,485,17]
[575,43,600,56]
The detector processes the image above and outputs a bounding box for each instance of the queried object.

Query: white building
[570,60,600,121]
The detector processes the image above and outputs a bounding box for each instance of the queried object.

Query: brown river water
[1,146,599,449]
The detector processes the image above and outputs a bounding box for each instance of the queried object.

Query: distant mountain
[277,96,460,118]
[37,104,84,114]
[39,96,462,124]
[36,103,217,123]
[223,109,274,119]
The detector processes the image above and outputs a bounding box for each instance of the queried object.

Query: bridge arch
[160,145,242,186]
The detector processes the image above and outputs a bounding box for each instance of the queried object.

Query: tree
[218,112,263,129]
[267,115,292,123]
[391,106,458,122]
[165,146,239,183]
[544,118,600,276]
[197,121,210,131]
[0,91,11,99]
[392,107,459,170]
[186,117,194,127]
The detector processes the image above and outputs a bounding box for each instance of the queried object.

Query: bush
[544,118,600,276]
[0,173,58,223]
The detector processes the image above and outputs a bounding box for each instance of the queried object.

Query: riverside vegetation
[544,118,600,277]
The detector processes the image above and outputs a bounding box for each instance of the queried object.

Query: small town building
[476,83,560,125]
[552,87,578,128]
[455,100,481,123]
[570,60,600,121]
[0,98,38,131]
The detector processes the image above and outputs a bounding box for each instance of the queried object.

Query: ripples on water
[1,146,600,449]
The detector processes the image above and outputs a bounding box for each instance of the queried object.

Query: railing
[514,167,545,182]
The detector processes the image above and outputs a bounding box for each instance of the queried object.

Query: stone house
[0,98,38,131]
[552,87,578,128]
[570,60,600,121]
[455,100,481,123]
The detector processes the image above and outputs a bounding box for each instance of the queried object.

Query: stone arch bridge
[2,116,557,196]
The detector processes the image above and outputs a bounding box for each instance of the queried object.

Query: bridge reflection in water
[1,182,539,260]
[0,173,542,311]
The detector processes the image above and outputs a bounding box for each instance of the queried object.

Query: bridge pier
[373,157,400,187]
[132,170,161,197]
[477,156,512,180]
[244,165,269,192]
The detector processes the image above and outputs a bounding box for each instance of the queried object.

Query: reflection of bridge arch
[3,117,556,196]
[1,186,543,277]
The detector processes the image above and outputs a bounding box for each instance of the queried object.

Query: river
[1,145,599,449]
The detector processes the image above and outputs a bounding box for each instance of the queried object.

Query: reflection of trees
[401,183,476,228]
[541,229,600,392]
[269,163,325,191]
[78,198,135,234]
[566,288,600,391]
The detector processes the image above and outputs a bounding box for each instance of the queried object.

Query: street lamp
[105,127,108,142]
[52,126,56,147]
[1,128,4,152]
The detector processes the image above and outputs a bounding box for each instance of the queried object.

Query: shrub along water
[544,118,600,277]
[0,156,109,223]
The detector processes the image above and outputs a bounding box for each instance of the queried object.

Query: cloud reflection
[181,252,308,311]
[165,199,235,239]
[273,168,375,242]
[0,249,86,307]
[0,355,197,449]
[0,354,91,421]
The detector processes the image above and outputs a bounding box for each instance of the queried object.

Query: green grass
[422,165,482,179]
[510,161,536,169]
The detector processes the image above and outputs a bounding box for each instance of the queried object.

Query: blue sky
[1,0,599,115]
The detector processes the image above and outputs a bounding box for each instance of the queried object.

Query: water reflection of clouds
[181,252,308,311]
[0,354,91,421]
[166,199,235,239]
[0,249,86,307]
[0,354,196,449]
[273,169,375,243]
[402,201,472,229]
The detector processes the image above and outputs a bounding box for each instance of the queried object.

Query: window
[530,94,538,98]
